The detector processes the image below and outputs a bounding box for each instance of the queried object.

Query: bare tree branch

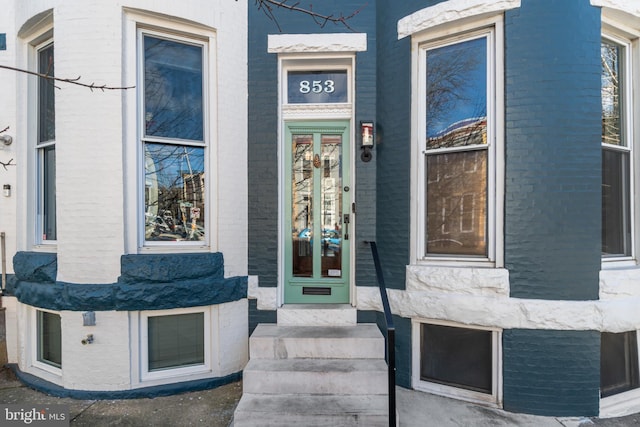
[0,126,8,134]
[0,159,15,171]
[252,0,365,31]
[0,64,134,91]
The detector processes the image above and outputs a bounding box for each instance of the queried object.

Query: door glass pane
[426,150,487,256]
[292,135,314,277]
[144,143,205,242]
[602,148,630,256]
[321,134,342,278]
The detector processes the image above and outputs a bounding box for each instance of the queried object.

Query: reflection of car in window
[297,228,341,251]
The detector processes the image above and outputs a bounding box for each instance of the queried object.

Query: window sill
[31,244,57,253]
[139,245,210,254]
[600,387,640,418]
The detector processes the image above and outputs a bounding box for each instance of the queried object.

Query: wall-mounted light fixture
[360,121,374,162]
[3,185,10,197]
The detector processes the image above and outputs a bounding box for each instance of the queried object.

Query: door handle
[343,214,350,240]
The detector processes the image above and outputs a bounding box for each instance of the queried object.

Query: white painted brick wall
[0,1,18,275]
[8,0,248,283]
[61,310,131,390]
[218,299,248,374]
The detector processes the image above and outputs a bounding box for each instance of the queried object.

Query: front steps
[232,322,390,426]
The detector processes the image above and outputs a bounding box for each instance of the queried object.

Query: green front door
[284,121,351,303]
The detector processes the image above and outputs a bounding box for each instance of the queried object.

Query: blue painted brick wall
[503,329,600,416]
[504,0,602,300]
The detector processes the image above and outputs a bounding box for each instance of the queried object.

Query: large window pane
[148,313,204,371]
[38,311,61,368]
[42,146,56,241]
[426,37,487,149]
[421,323,492,394]
[602,148,630,256]
[38,43,55,143]
[145,143,205,242]
[426,151,487,256]
[144,36,203,141]
[601,40,623,147]
[601,331,639,398]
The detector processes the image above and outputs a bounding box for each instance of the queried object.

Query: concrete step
[250,323,384,360]
[232,393,389,427]
[242,358,388,395]
[277,304,357,326]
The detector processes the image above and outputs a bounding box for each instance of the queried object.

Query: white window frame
[411,318,502,407]
[139,307,212,382]
[411,15,505,268]
[123,10,217,254]
[600,329,640,417]
[601,22,639,267]
[31,308,62,377]
[24,25,58,249]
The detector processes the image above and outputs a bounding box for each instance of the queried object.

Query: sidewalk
[1,368,639,426]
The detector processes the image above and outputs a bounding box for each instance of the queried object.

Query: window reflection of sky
[145,143,204,190]
[144,36,203,141]
[426,37,487,138]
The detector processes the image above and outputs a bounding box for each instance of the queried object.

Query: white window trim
[410,15,505,267]
[139,306,212,382]
[30,308,62,378]
[600,329,640,418]
[601,23,639,267]
[411,318,503,408]
[398,0,520,40]
[123,10,218,254]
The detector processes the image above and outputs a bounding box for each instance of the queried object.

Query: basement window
[140,308,211,380]
[413,320,501,405]
[601,331,639,398]
[37,310,61,369]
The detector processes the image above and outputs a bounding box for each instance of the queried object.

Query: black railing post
[368,241,396,427]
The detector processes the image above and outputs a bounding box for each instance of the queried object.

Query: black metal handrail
[368,241,396,427]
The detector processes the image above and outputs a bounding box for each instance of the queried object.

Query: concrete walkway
[1,368,639,426]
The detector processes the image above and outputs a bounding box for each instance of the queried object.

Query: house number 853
[299,80,335,94]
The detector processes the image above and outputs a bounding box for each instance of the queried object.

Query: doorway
[284,121,351,303]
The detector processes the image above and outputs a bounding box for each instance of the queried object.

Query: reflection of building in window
[426,118,487,256]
